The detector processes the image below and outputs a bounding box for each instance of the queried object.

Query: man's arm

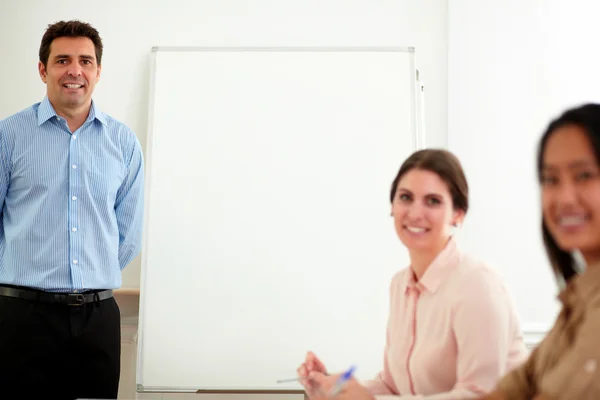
[115,133,144,270]
[0,127,11,220]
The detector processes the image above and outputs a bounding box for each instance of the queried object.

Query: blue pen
[328,365,356,397]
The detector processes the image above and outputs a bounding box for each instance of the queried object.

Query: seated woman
[297,149,529,399]
[477,104,600,400]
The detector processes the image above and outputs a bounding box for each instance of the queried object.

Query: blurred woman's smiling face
[541,124,600,266]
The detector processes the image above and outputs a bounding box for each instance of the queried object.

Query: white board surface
[137,47,424,392]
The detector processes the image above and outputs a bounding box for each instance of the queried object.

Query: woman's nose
[406,203,425,220]
[554,180,578,206]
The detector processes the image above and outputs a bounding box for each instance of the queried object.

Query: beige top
[496,264,600,399]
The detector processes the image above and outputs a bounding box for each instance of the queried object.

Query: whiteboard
[137,47,425,392]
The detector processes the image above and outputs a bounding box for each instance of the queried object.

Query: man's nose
[67,63,82,77]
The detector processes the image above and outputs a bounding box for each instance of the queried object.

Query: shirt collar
[37,96,57,126]
[402,237,461,294]
[87,100,108,126]
[37,96,108,127]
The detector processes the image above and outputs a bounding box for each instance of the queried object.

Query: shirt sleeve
[368,268,527,400]
[0,127,11,213]
[361,327,396,395]
[494,346,538,400]
[361,278,399,396]
[537,295,600,399]
[115,131,145,270]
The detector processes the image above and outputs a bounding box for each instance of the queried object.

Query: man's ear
[96,63,102,83]
[38,61,48,83]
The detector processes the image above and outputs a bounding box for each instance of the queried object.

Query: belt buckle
[68,293,85,306]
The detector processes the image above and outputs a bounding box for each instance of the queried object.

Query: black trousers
[0,291,121,399]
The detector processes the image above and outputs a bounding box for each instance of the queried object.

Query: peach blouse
[363,238,528,399]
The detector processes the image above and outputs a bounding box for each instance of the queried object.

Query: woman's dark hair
[537,103,600,284]
[389,149,469,214]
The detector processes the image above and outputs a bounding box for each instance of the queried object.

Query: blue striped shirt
[0,97,144,292]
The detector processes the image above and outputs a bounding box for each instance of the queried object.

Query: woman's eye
[427,197,441,205]
[576,171,595,182]
[541,175,558,186]
[399,194,410,201]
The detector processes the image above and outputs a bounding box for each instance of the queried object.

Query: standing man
[0,20,144,398]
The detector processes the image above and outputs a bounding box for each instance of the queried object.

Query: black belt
[0,286,113,306]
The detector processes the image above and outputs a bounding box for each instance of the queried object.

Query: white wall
[448,0,600,337]
[448,0,554,335]
[0,0,449,292]
[0,1,448,398]
[536,1,600,115]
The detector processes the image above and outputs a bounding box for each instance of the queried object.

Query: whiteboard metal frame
[137,45,425,394]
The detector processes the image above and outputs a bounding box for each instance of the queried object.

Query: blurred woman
[479,104,600,400]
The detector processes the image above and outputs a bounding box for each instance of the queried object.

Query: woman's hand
[308,371,375,400]
[297,351,328,397]
[297,351,328,376]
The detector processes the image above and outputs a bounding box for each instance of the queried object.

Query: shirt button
[72,164,77,169]
[584,359,597,374]
[72,196,77,201]
[73,260,78,264]
[56,117,60,121]
[72,227,77,232]
[72,135,77,140]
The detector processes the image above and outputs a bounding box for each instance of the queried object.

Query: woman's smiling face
[391,168,463,252]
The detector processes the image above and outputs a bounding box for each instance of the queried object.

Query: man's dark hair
[39,20,103,67]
